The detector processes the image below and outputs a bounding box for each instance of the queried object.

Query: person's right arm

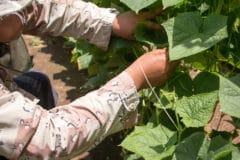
[0,49,177,159]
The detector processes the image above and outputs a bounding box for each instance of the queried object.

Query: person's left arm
[22,0,119,50]
[22,0,162,50]
[1,0,162,49]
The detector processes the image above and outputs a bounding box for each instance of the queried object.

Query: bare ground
[23,35,89,106]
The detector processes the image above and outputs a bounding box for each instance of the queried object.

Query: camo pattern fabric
[22,0,118,50]
[0,71,139,159]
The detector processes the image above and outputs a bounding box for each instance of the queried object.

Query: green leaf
[173,132,205,160]
[88,64,99,76]
[124,154,143,160]
[120,0,158,13]
[109,37,134,52]
[173,132,234,160]
[120,124,177,160]
[193,72,219,94]
[77,54,93,70]
[176,92,218,127]
[135,24,168,48]
[83,75,106,88]
[162,0,183,8]
[162,12,228,61]
[219,74,240,119]
[75,40,96,55]
[232,147,240,160]
[155,89,176,110]
[104,54,124,68]
[167,72,193,97]
[198,135,233,160]
[198,2,210,14]
[185,49,221,72]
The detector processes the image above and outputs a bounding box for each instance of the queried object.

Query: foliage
[120,123,177,160]
[162,12,228,60]
[67,0,240,159]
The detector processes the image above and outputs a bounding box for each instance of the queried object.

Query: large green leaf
[219,74,240,119]
[120,0,158,13]
[193,72,219,94]
[120,124,177,160]
[173,132,234,160]
[162,12,228,61]
[173,132,205,160]
[167,72,193,97]
[232,147,240,160]
[198,135,233,160]
[176,92,218,127]
[162,0,183,8]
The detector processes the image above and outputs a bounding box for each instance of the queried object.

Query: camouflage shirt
[0,70,139,159]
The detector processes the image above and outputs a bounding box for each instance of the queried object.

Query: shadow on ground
[24,35,91,105]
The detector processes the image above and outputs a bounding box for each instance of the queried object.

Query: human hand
[0,15,22,42]
[112,8,163,40]
[125,48,178,90]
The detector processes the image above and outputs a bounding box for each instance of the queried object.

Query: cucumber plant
[67,0,240,159]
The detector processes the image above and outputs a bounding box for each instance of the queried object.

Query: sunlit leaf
[219,74,240,119]
[120,124,177,160]
[232,147,240,160]
[162,12,228,61]
[124,154,143,160]
[120,0,158,13]
[198,2,210,14]
[162,0,183,8]
[176,92,218,127]
[173,132,234,160]
[77,54,93,70]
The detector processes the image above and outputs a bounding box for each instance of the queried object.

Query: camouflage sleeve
[0,71,139,159]
[23,0,119,50]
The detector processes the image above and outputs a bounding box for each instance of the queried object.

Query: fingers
[136,8,163,31]
[112,9,164,39]
[138,8,164,20]
[126,48,179,90]
[141,21,162,31]
[150,48,169,58]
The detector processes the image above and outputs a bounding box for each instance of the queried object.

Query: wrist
[125,66,144,91]
[112,15,121,37]
[112,12,137,40]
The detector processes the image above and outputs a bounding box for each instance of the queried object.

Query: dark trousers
[13,70,58,110]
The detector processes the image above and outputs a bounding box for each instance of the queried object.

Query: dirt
[23,35,89,106]
[23,35,124,160]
